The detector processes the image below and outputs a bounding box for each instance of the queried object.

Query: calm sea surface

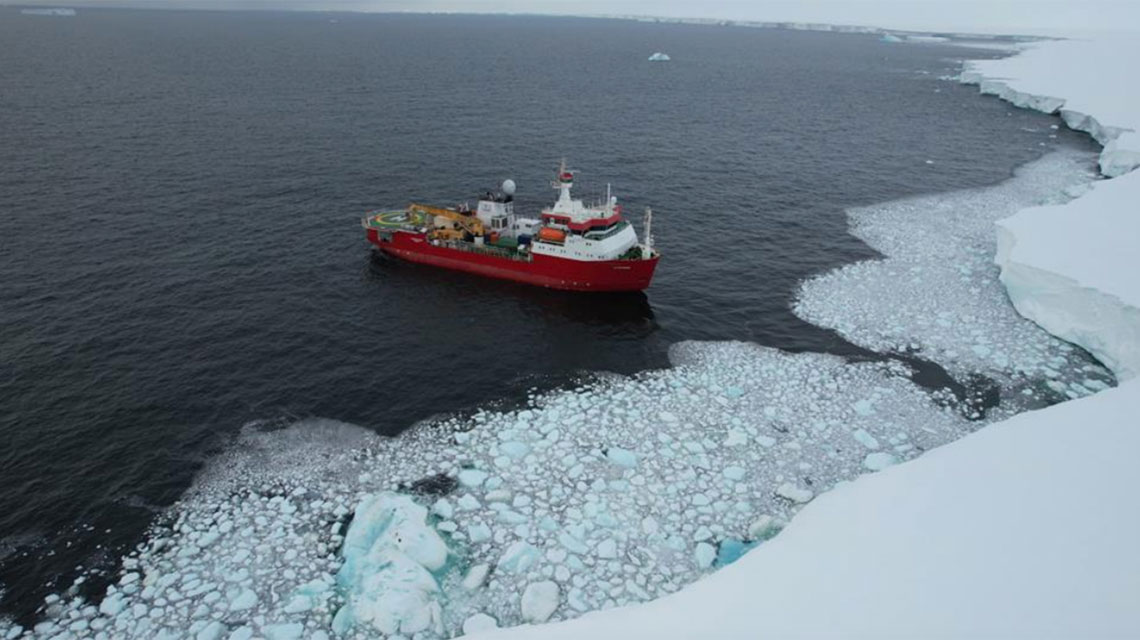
[0,9,1095,619]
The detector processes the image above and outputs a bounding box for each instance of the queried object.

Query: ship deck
[362,209,426,232]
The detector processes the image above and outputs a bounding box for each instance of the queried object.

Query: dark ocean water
[0,9,1095,620]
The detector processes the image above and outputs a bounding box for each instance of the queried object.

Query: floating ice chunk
[227,627,253,640]
[641,516,659,536]
[431,498,454,519]
[263,622,303,640]
[342,493,449,572]
[863,452,900,471]
[463,613,499,634]
[228,588,258,612]
[724,430,748,446]
[468,521,492,543]
[558,532,589,554]
[596,538,618,558]
[776,483,814,503]
[457,494,481,511]
[333,548,443,636]
[851,429,881,450]
[497,541,540,573]
[694,542,716,569]
[99,591,126,616]
[606,447,638,468]
[458,469,489,488]
[853,399,875,416]
[755,435,776,448]
[195,621,226,640]
[648,52,671,62]
[499,441,530,459]
[334,493,449,636]
[723,466,747,481]
[462,564,490,591]
[520,581,560,623]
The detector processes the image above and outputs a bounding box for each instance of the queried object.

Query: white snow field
[484,378,1140,640]
[795,148,1114,407]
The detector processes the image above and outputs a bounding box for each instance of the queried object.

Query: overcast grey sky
[13,0,1140,34]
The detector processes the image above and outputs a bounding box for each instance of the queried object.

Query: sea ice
[520,582,560,623]
[17,339,984,638]
[795,149,1114,411]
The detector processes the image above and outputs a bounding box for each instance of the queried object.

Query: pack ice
[7,341,984,639]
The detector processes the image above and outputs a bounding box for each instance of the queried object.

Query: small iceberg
[648,52,671,62]
[879,34,903,43]
[20,7,76,15]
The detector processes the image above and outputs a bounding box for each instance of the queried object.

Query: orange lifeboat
[538,227,566,243]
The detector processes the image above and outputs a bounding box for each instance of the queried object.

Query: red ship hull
[368,229,658,292]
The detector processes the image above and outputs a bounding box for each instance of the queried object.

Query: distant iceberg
[648,52,671,62]
[20,7,76,15]
[879,34,903,43]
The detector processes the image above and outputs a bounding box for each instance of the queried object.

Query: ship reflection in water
[365,249,658,340]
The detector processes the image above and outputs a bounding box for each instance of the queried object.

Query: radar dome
[501,179,516,196]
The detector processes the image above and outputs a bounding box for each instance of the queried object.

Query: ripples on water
[0,9,1099,621]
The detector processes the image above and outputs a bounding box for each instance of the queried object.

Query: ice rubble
[795,149,1114,404]
[486,380,1140,639]
[7,342,983,639]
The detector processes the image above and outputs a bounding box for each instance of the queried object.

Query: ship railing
[437,239,533,262]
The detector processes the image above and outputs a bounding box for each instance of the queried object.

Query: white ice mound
[648,52,670,61]
[334,492,450,636]
[995,169,1140,380]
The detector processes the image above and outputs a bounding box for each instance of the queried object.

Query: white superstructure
[470,162,646,262]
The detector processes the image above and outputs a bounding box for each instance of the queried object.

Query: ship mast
[642,207,654,260]
[554,159,574,205]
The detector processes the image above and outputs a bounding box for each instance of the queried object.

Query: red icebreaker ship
[362,163,660,291]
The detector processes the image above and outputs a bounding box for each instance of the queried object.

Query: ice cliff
[962,34,1140,379]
